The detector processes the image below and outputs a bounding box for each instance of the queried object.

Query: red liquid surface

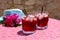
[22,16,37,31]
[37,16,48,27]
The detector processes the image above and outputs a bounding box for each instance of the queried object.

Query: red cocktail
[36,12,49,30]
[22,15,37,34]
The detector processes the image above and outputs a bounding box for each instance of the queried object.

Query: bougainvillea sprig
[3,13,21,27]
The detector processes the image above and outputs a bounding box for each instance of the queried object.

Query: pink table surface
[0,18,60,40]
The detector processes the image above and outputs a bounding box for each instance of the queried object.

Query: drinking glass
[36,12,49,30]
[22,15,37,34]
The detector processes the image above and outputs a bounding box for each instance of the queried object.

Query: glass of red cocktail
[36,12,49,30]
[22,15,37,34]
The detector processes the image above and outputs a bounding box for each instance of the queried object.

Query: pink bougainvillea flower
[4,15,14,27]
[10,13,18,21]
[4,14,10,19]
[16,19,21,24]
[3,13,21,27]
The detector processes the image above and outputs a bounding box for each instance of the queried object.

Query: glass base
[22,30,36,34]
[36,25,48,30]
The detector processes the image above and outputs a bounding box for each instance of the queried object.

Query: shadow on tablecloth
[17,31,33,36]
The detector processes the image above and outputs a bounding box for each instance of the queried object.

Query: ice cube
[34,18,37,21]
[39,15,43,20]
[42,13,48,17]
[26,15,34,22]
[22,15,26,20]
[26,17,30,21]
[28,15,34,18]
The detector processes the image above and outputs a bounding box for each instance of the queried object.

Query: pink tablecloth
[0,18,60,40]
